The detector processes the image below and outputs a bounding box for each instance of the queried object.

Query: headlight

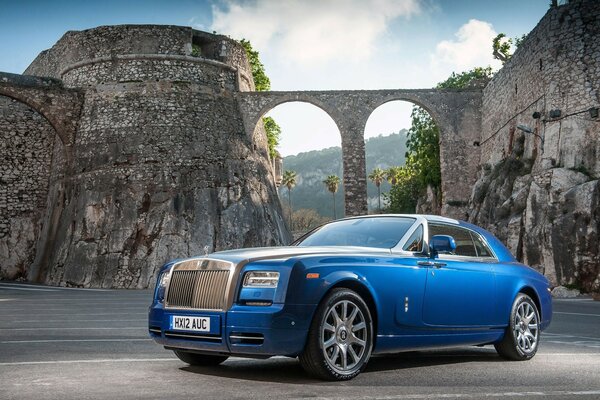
[159,271,170,288]
[243,271,280,288]
[156,268,172,302]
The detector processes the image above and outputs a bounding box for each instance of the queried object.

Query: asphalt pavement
[0,281,599,400]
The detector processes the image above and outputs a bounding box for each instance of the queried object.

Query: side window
[470,232,494,258]
[403,225,423,252]
[428,224,477,257]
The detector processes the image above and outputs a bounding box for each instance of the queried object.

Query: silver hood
[206,245,392,265]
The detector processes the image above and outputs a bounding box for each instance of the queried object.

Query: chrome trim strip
[164,332,222,341]
[229,335,263,340]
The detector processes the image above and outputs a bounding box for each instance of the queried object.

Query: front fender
[285,262,381,329]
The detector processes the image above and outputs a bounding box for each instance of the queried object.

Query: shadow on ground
[180,347,501,384]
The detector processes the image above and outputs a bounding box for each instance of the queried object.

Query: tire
[299,288,373,380]
[495,293,540,360]
[173,350,229,366]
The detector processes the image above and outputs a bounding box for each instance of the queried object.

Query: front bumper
[148,302,315,357]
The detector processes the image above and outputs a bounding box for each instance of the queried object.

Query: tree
[291,208,329,232]
[239,39,281,159]
[492,33,512,63]
[239,39,271,91]
[323,175,341,219]
[492,33,527,64]
[384,167,421,214]
[404,106,441,190]
[281,170,297,229]
[262,116,281,159]
[385,67,495,214]
[436,66,493,89]
[368,167,386,212]
[385,166,404,186]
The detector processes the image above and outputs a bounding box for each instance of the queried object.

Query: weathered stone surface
[470,152,599,293]
[551,286,582,298]
[1,1,599,291]
[30,80,289,288]
[469,0,600,294]
[416,185,440,215]
[1,25,289,288]
[0,96,60,280]
[0,72,83,152]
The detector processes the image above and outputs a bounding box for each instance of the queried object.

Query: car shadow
[179,347,502,384]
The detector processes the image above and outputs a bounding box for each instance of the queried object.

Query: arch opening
[253,101,343,234]
[0,89,69,148]
[364,99,441,215]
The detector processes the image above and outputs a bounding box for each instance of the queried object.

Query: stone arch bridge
[1,71,482,219]
[237,89,483,218]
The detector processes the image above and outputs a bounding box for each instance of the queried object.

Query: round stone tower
[25,25,289,288]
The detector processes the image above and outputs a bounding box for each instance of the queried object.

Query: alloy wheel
[321,299,368,373]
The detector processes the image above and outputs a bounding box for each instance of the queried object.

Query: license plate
[170,315,210,332]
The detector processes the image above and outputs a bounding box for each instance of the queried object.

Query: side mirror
[429,235,456,258]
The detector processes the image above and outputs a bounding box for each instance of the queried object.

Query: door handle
[417,261,446,268]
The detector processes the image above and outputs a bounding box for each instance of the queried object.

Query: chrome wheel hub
[514,301,539,354]
[338,327,348,342]
[321,300,368,373]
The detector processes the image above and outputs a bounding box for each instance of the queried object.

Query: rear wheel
[173,350,229,366]
[299,288,373,380]
[495,293,540,360]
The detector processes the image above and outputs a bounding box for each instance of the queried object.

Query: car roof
[332,214,516,262]
[336,214,460,225]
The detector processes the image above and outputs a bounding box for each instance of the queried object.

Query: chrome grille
[165,263,231,311]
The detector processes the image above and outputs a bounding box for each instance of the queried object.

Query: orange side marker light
[306,273,320,279]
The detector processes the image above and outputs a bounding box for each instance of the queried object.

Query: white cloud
[211,0,420,65]
[431,19,503,78]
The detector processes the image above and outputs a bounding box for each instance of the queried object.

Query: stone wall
[29,82,288,288]
[471,0,600,293]
[0,96,57,279]
[61,57,239,90]
[1,11,597,291]
[25,25,253,92]
[16,25,288,288]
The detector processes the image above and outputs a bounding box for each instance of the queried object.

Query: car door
[421,223,497,327]
[391,223,430,329]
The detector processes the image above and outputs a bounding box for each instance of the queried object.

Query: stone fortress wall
[0,0,598,291]
[0,25,288,288]
[0,97,58,279]
[470,0,600,292]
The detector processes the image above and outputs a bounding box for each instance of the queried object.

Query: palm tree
[368,167,386,212]
[385,166,403,186]
[323,175,341,219]
[281,170,297,229]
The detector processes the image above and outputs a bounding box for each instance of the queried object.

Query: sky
[0,0,550,156]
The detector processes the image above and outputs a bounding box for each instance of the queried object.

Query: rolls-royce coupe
[149,214,552,380]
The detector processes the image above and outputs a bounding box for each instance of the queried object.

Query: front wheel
[173,350,229,366]
[495,293,540,360]
[299,288,373,380]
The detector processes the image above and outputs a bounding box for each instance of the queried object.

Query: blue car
[149,214,552,380]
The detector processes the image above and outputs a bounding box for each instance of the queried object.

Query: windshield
[296,217,416,249]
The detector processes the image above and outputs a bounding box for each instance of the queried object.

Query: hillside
[279,131,408,218]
